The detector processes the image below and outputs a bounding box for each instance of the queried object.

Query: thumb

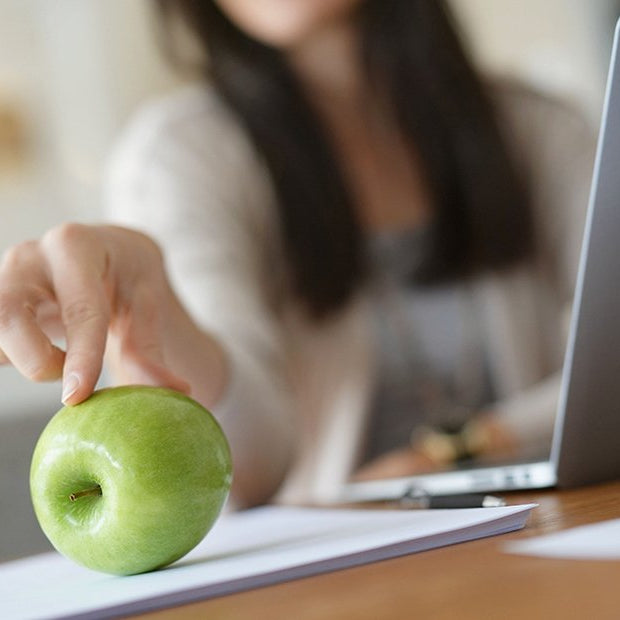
[117,283,190,394]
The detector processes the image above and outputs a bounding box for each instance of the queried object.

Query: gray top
[362,228,495,463]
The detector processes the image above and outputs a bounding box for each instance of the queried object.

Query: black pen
[399,488,506,509]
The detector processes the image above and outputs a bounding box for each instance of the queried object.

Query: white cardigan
[104,81,595,505]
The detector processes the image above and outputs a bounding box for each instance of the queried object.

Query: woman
[0,1,594,507]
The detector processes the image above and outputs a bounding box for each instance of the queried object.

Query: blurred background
[0,0,619,560]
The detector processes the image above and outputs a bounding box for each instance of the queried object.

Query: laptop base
[338,461,557,502]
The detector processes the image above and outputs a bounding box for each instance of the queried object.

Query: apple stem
[69,485,102,502]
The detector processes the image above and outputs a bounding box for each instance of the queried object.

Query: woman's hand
[352,447,443,482]
[352,415,519,482]
[0,223,221,405]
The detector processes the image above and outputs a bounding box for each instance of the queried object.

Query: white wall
[452,0,618,121]
[0,0,179,254]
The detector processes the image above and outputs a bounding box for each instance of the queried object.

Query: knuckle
[25,362,51,382]
[129,230,164,268]
[24,348,61,382]
[0,288,21,330]
[62,298,106,326]
[0,240,38,272]
[104,227,166,285]
[0,284,51,331]
[141,233,164,260]
[42,222,89,253]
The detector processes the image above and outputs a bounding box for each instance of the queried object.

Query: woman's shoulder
[122,81,237,138]
[104,81,278,234]
[488,77,595,163]
[109,81,254,173]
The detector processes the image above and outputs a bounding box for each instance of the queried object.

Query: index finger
[42,224,111,405]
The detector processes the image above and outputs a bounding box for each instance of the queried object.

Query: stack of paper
[0,504,534,620]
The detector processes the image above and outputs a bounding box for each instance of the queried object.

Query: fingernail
[62,373,80,404]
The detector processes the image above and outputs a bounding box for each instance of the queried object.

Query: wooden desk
[138,482,620,620]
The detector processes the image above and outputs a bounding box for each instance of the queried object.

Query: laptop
[338,20,620,503]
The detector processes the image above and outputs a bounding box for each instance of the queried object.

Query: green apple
[30,385,233,575]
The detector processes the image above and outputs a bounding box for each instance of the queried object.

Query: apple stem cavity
[69,485,102,502]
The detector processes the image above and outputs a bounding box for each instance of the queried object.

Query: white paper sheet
[0,504,535,620]
[505,517,620,560]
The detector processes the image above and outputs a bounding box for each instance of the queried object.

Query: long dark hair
[157,0,534,319]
